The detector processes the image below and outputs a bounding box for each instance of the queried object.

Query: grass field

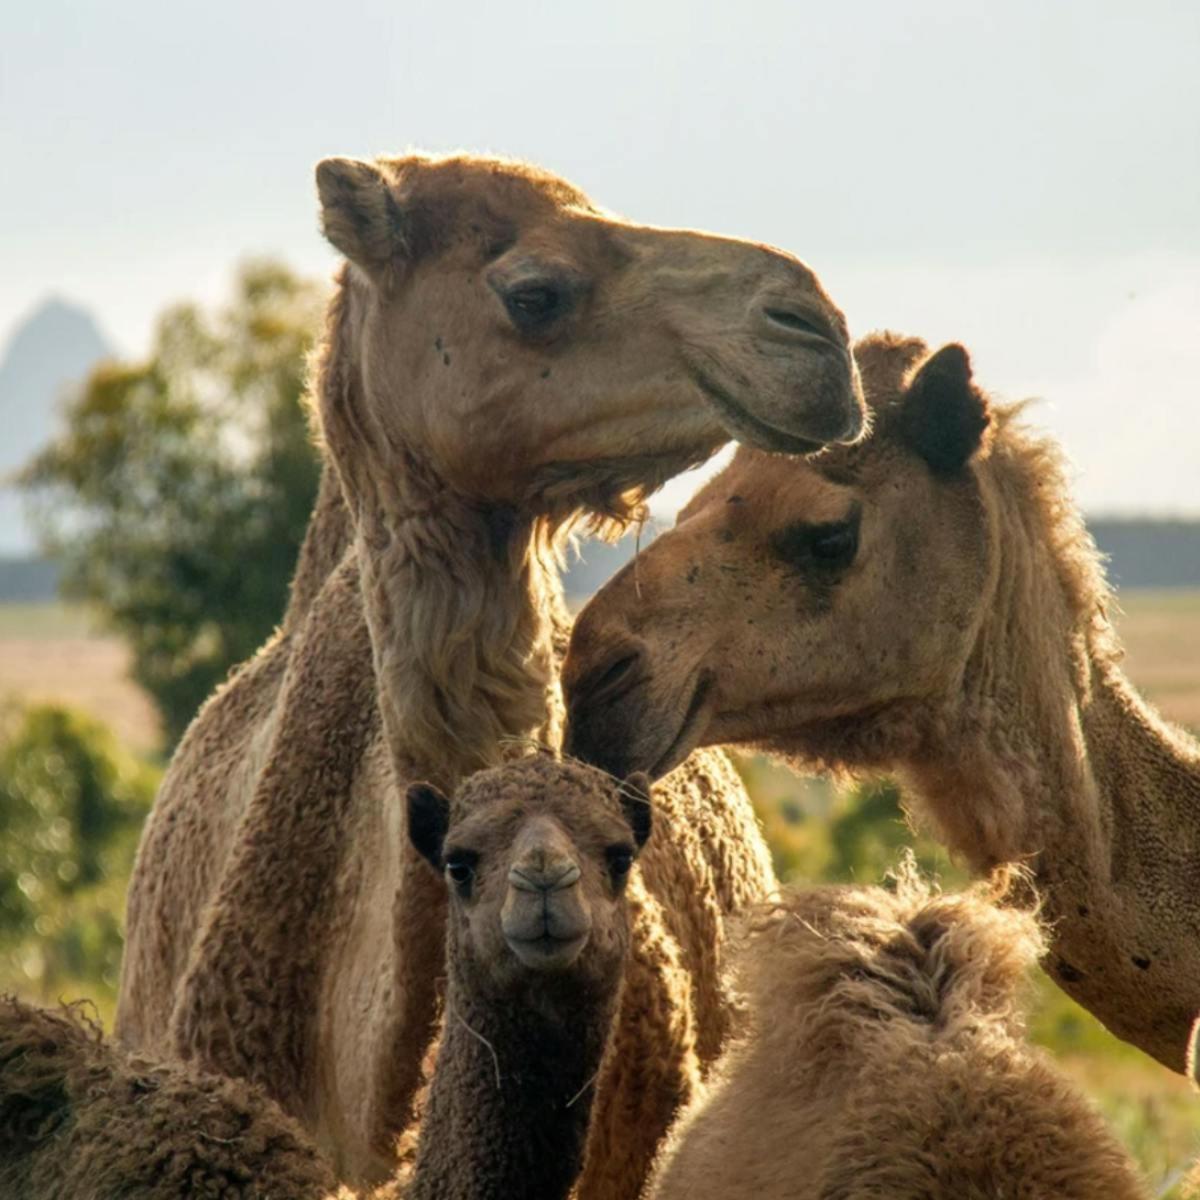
[2,589,1199,1191]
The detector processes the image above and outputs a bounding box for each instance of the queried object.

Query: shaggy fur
[0,996,336,1199]
[113,152,830,1193]
[401,756,652,1200]
[648,867,1147,1200]
[565,330,1200,1071]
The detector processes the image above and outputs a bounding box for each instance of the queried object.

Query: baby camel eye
[444,854,477,889]
[606,845,635,879]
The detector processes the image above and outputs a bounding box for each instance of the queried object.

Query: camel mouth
[649,671,716,780]
[505,931,590,972]
[691,369,835,457]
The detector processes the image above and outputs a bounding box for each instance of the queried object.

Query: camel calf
[649,865,1147,1200]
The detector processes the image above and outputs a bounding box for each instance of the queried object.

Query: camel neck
[906,602,1200,1069]
[409,974,614,1200]
[350,445,568,791]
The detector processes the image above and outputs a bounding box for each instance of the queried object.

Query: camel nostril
[509,862,582,893]
[763,307,829,341]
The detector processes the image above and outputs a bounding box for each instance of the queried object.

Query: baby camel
[402,754,654,1200]
[650,866,1146,1200]
[567,331,1200,1071]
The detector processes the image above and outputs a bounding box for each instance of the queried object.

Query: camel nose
[509,858,581,894]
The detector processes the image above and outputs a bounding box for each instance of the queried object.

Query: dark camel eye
[445,857,476,888]
[770,507,861,573]
[606,845,634,879]
[810,525,857,564]
[504,284,565,332]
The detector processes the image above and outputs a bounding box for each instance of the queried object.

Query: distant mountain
[0,298,112,553]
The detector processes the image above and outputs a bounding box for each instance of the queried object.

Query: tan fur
[649,868,1147,1200]
[0,996,337,1199]
[113,152,841,1191]
[565,329,1200,1071]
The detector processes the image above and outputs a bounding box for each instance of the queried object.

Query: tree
[23,262,324,746]
[0,702,159,999]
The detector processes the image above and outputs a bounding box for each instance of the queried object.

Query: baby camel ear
[407,782,451,871]
[619,772,653,851]
[315,157,409,273]
[897,343,990,477]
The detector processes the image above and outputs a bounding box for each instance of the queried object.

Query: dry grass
[1113,590,1200,731]
[0,604,161,754]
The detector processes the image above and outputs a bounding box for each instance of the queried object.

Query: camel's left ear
[897,343,990,477]
[407,782,451,871]
[316,157,410,274]
[619,772,653,851]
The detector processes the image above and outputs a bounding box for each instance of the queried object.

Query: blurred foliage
[22,261,324,747]
[0,703,158,1014]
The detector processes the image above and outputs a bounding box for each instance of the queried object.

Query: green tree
[23,262,324,746]
[0,703,159,998]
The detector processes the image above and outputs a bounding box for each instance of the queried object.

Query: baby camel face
[407,758,651,994]
[564,335,994,778]
[317,153,863,509]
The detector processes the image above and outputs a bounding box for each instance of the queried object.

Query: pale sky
[2,0,1197,514]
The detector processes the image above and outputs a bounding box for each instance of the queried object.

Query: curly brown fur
[566,329,1200,1071]
[649,865,1147,1200]
[0,996,336,1200]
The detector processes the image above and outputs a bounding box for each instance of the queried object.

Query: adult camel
[565,330,1200,1073]
[115,152,863,1193]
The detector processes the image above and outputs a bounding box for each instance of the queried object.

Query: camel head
[564,332,999,777]
[407,756,651,995]
[315,153,864,516]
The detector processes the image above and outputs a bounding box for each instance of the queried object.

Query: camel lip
[504,931,590,970]
[690,369,835,456]
[649,671,717,780]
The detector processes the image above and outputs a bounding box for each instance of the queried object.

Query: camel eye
[770,507,860,573]
[444,852,477,891]
[504,283,565,332]
[606,845,635,880]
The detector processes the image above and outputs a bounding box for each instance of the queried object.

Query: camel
[647,865,1147,1200]
[0,996,337,1199]
[565,330,1200,1072]
[401,754,654,1199]
[116,152,856,1192]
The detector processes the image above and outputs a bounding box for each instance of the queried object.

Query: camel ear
[407,782,450,870]
[316,157,409,272]
[897,343,990,477]
[619,772,653,851]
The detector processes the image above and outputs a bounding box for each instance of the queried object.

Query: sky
[2,0,1198,515]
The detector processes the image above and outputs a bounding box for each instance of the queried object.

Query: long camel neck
[905,578,1200,1070]
[408,965,614,1200]
[349,448,567,791]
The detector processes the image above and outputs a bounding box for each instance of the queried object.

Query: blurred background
[1,0,1198,1192]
